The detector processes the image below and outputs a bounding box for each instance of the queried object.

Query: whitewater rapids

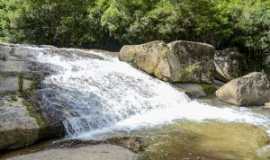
[31,49,270,139]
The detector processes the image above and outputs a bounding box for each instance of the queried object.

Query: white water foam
[32,49,270,139]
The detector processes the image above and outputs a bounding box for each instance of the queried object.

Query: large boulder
[214,48,247,81]
[216,72,270,106]
[119,40,215,83]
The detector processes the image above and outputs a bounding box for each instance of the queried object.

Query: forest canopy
[0,0,269,53]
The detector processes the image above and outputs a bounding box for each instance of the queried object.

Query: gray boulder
[216,72,270,106]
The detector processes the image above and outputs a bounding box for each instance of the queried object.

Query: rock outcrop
[119,40,215,83]
[214,48,247,81]
[0,43,109,151]
[216,72,270,106]
[0,43,67,150]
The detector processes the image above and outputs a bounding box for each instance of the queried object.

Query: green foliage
[0,0,269,54]
[0,0,23,42]
[217,0,270,70]
[218,0,270,53]
[9,0,114,48]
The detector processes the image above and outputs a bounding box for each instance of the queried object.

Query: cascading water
[30,48,270,138]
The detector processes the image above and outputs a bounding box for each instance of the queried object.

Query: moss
[200,84,217,96]
[139,121,269,160]
[17,74,46,128]
[22,99,47,129]
[176,63,201,82]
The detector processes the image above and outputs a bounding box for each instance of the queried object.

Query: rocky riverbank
[1,41,270,160]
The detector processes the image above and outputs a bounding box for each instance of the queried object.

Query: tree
[0,0,269,54]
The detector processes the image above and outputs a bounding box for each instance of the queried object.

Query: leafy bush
[0,0,269,55]
[0,0,23,42]
[217,0,270,70]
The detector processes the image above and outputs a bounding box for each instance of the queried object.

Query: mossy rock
[139,121,269,160]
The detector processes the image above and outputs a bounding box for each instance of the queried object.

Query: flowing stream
[30,48,270,139]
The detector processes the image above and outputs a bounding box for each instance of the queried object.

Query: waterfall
[30,48,270,138]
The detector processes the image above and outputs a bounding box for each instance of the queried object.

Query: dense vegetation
[0,0,269,54]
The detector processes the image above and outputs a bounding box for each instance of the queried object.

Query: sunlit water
[28,48,270,139]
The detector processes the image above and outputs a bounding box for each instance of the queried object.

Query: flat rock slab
[4,144,137,160]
